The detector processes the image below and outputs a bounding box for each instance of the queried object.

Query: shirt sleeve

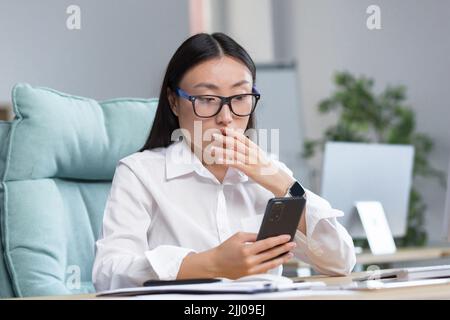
[273,160,356,276]
[92,160,196,292]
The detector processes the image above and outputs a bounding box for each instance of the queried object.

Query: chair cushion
[0,83,157,297]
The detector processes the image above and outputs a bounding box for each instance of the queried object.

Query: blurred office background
[0,0,449,249]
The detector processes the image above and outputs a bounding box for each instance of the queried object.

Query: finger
[222,128,258,149]
[220,158,247,171]
[202,142,223,166]
[251,242,296,265]
[211,134,248,155]
[248,252,294,275]
[203,141,245,165]
[247,234,291,255]
[211,134,261,165]
[233,232,258,243]
[215,130,265,166]
[220,129,267,165]
[212,146,247,165]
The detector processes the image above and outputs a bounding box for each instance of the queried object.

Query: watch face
[290,181,305,197]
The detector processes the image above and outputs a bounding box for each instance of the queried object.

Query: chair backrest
[0,84,157,297]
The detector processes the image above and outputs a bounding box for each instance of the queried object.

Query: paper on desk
[96,280,326,297]
[352,278,450,290]
[133,289,357,300]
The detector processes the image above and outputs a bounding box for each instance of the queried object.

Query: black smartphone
[143,278,221,287]
[256,197,306,242]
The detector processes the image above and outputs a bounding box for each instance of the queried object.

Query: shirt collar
[165,140,248,184]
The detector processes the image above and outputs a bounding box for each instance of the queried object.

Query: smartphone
[256,197,306,242]
[143,278,221,287]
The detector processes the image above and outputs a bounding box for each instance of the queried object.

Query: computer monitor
[444,161,450,242]
[321,142,414,238]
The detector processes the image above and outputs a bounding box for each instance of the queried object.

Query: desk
[295,272,450,300]
[284,246,450,276]
[355,246,450,265]
[23,269,450,300]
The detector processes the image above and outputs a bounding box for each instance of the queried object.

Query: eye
[234,95,251,102]
[197,96,216,103]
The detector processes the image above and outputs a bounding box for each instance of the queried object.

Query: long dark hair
[140,32,257,151]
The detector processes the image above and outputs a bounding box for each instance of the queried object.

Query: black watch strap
[288,181,306,198]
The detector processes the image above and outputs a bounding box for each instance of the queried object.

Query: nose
[216,103,233,125]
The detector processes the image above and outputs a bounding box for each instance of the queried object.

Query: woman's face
[169,56,253,158]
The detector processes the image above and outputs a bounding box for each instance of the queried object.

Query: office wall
[209,0,275,63]
[287,0,450,243]
[0,0,190,102]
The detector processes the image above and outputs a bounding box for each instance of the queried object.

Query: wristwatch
[284,180,306,198]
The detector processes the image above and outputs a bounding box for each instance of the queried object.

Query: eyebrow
[193,80,250,90]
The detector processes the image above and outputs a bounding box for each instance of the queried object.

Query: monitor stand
[355,201,397,255]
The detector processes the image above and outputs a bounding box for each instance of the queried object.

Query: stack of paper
[96,280,326,297]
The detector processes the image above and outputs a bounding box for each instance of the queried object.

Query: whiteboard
[254,64,310,187]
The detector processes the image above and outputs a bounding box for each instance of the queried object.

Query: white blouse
[92,140,356,291]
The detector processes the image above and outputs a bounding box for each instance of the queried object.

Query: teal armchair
[0,84,157,297]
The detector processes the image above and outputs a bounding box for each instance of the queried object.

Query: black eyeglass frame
[175,87,261,118]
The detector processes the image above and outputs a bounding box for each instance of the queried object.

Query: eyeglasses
[175,87,261,118]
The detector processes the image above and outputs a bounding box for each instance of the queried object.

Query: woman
[92,33,356,291]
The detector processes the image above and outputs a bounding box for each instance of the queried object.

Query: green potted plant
[303,71,445,247]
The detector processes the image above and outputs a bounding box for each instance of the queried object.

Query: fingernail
[281,235,291,241]
[288,253,294,258]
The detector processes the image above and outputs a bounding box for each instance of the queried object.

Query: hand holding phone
[256,197,306,242]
